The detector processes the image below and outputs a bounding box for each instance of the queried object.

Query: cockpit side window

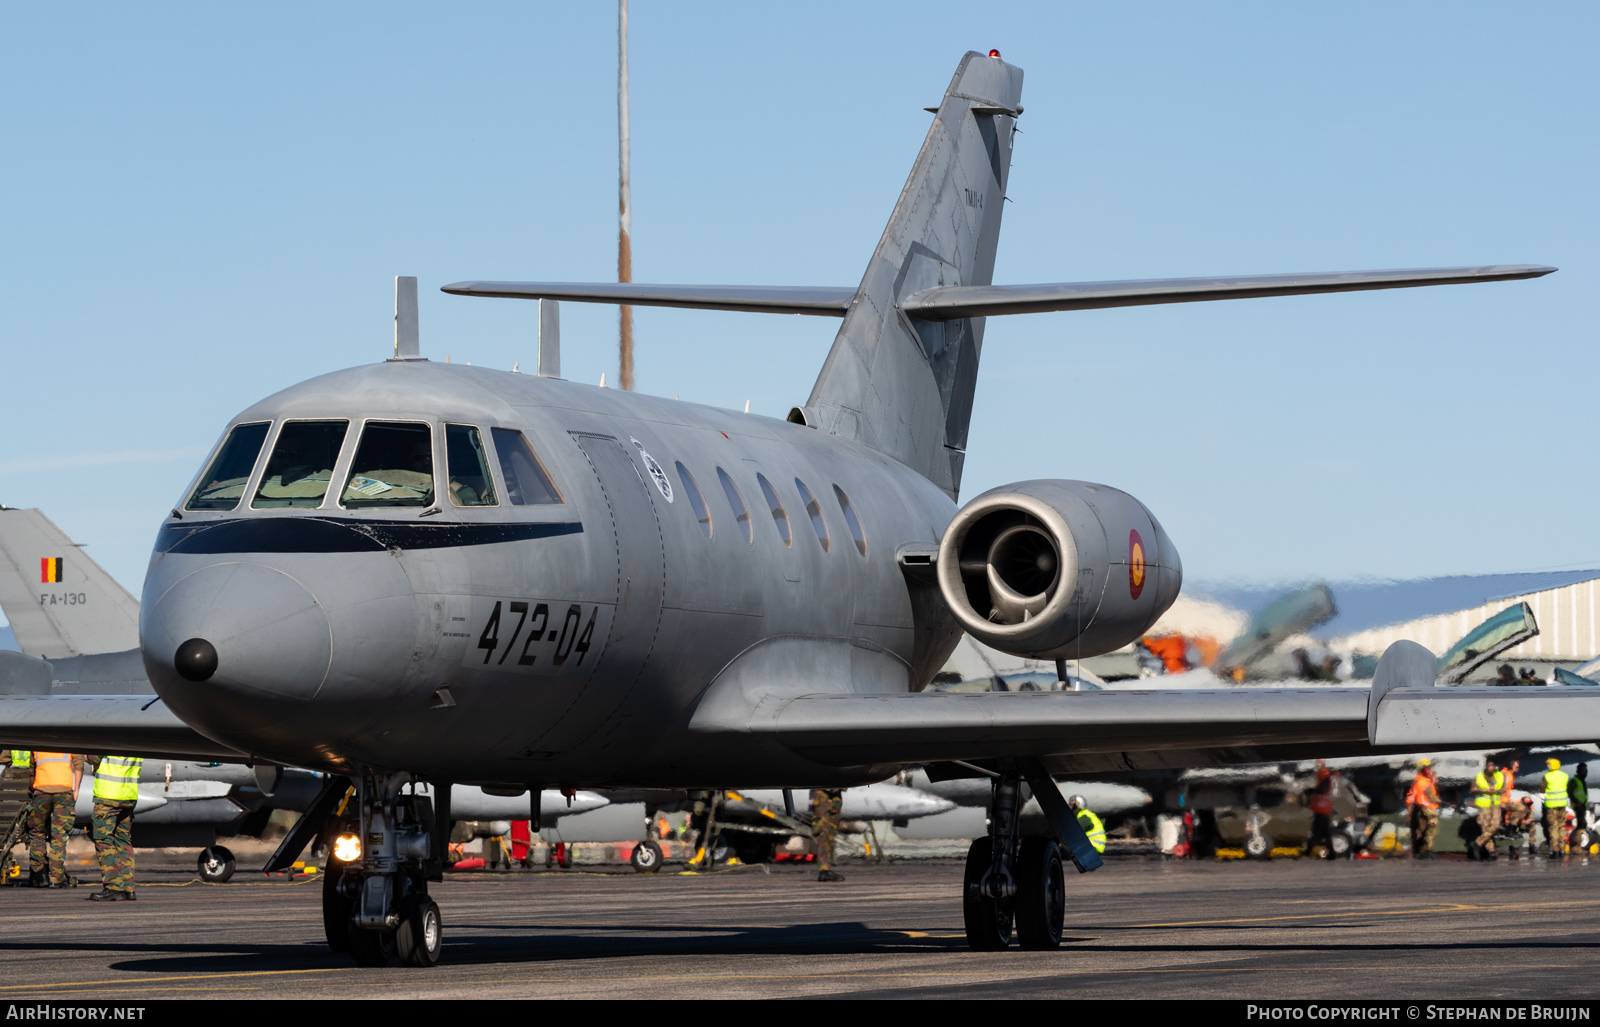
[490,427,563,505]
[445,424,498,507]
[339,421,435,508]
[251,420,349,509]
[187,421,270,511]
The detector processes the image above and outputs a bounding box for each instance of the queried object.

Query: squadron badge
[630,438,674,503]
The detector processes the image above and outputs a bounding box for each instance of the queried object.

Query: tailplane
[0,508,140,659]
[804,51,1023,497]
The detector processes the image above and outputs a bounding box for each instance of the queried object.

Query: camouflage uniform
[91,800,136,894]
[27,792,75,885]
[1410,806,1439,856]
[1545,806,1569,855]
[811,789,842,872]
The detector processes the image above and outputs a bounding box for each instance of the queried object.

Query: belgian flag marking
[40,557,64,584]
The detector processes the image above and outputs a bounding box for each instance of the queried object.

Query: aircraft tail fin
[0,508,140,659]
[804,51,1023,497]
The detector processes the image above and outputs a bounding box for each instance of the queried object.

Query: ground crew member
[1305,764,1336,858]
[87,754,142,900]
[1542,758,1570,856]
[1472,759,1506,858]
[1572,763,1590,835]
[1,751,45,886]
[27,751,85,888]
[1067,795,1107,853]
[1406,759,1441,858]
[811,788,844,882]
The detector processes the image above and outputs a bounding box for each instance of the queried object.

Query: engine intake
[936,480,1181,659]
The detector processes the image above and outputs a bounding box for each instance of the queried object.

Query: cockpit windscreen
[187,421,270,511]
[341,421,435,508]
[446,424,497,507]
[251,420,349,509]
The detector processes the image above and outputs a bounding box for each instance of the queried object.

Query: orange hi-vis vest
[31,752,73,792]
[1308,781,1335,815]
[1407,774,1440,809]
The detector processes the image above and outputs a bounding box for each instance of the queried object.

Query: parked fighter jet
[2,52,1584,965]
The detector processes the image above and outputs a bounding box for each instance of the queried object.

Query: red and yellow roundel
[1128,529,1146,600]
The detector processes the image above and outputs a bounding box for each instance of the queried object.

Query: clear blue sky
[1,2,1595,609]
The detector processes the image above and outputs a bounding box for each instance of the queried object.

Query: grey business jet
[2,51,1590,965]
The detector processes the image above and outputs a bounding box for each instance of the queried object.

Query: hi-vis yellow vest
[9,751,30,769]
[1077,809,1107,853]
[1544,770,1570,808]
[92,756,143,803]
[1474,771,1505,808]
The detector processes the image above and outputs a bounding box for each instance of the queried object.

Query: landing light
[333,833,362,862]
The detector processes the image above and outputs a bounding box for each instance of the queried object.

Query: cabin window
[795,478,829,552]
[676,462,712,539]
[445,424,498,507]
[490,427,563,505]
[252,420,349,509]
[187,421,270,511]
[756,474,792,547]
[834,484,867,557]
[339,421,434,508]
[716,467,752,544]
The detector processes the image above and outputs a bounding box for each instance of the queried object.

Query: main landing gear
[321,770,445,967]
[963,765,1098,952]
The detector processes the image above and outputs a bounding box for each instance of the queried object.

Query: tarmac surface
[3,854,1600,1000]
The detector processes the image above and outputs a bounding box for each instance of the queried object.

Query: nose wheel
[315,769,448,967]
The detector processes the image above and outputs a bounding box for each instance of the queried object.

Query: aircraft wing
[897,265,1556,319]
[717,643,1600,769]
[0,696,244,761]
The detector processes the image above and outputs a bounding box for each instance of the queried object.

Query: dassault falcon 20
[4,50,1586,965]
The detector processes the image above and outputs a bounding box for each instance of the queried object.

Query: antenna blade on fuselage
[899,264,1557,320]
[441,281,855,317]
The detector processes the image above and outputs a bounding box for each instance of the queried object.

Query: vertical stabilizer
[806,52,1023,498]
[0,508,141,659]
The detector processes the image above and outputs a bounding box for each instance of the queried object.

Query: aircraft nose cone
[174,638,218,682]
[145,563,331,700]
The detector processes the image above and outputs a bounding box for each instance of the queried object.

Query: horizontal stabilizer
[0,695,244,761]
[441,281,855,316]
[899,264,1557,320]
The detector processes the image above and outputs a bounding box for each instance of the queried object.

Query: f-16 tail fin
[804,51,1023,498]
[0,508,140,659]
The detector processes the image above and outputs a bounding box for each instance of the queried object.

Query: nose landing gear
[963,762,1101,952]
[318,769,445,967]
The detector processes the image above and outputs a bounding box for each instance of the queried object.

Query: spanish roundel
[1128,529,1145,600]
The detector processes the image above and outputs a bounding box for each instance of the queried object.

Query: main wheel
[1014,838,1065,951]
[395,895,443,968]
[962,837,1013,951]
[198,846,236,883]
[322,864,355,952]
[631,840,664,873]
[348,923,398,967]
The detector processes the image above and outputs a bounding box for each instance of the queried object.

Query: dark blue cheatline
[155,517,583,555]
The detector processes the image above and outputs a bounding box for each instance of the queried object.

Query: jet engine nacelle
[936,480,1181,660]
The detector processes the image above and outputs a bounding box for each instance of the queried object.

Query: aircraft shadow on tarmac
[72,921,963,974]
[17,919,1593,977]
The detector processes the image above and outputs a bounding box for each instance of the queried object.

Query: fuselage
[141,360,960,787]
